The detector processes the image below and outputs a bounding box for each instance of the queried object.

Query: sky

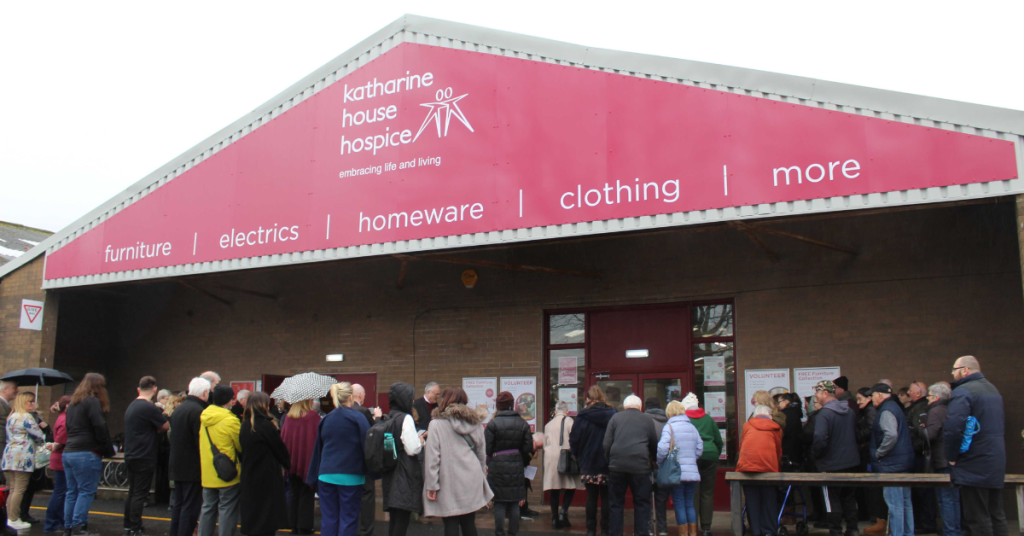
[1,1,1022,234]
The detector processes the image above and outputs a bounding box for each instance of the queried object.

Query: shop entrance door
[591,373,689,410]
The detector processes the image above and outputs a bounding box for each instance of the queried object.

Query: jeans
[882,487,913,536]
[44,470,67,532]
[198,484,240,536]
[609,472,652,536]
[493,501,520,536]
[442,512,477,536]
[670,482,698,525]
[934,470,962,536]
[695,459,719,531]
[169,481,204,536]
[63,451,103,529]
[743,485,778,536]
[585,483,610,533]
[124,460,155,530]
[288,475,316,532]
[653,484,671,533]
[319,482,362,536]
[959,486,1008,536]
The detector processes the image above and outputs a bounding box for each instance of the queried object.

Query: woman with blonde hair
[657,400,703,536]
[281,398,321,534]
[749,390,786,429]
[306,383,370,536]
[2,391,46,530]
[568,385,616,536]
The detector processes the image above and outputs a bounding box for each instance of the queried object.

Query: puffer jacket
[199,404,242,488]
[656,415,703,482]
[944,373,1005,489]
[737,416,782,473]
[485,410,533,502]
[568,402,616,476]
[381,382,424,514]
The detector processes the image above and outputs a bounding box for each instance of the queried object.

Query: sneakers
[70,526,100,536]
[7,519,30,530]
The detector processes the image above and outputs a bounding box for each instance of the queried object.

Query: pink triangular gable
[44,42,1017,280]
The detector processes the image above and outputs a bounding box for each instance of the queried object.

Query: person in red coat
[280,399,321,535]
[737,405,783,536]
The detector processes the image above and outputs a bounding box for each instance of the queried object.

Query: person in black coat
[239,392,291,536]
[568,386,616,536]
[412,382,440,431]
[169,378,211,536]
[485,391,533,536]
[944,356,1007,536]
[776,394,803,469]
[380,383,425,536]
[855,388,886,534]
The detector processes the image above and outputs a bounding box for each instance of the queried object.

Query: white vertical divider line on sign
[519,189,523,217]
[327,214,331,239]
[723,165,728,196]
[193,233,197,255]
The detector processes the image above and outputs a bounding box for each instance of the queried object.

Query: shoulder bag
[656,423,681,487]
[557,416,579,474]
[205,427,238,482]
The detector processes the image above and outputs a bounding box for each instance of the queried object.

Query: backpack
[365,416,402,474]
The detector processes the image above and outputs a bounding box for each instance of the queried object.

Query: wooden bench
[1008,475,1024,535]
[725,472,953,536]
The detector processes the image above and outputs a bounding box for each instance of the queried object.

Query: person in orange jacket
[737,405,783,536]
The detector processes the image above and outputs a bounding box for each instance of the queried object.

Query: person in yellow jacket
[198,385,242,536]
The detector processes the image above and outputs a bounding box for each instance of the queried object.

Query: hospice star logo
[413,87,473,142]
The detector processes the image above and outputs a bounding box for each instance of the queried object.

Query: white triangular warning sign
[20,299,43,330]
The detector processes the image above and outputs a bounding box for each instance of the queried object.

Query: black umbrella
[1,368,75,387]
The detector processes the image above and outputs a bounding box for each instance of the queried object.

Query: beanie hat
[682,392,699,410]
[834,376,849,391]
[645,397,661,410]
[496,391,514,411]
[211,385,235,406]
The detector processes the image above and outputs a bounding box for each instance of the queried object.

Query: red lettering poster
[743,369,790,418]
[500,376,537,432]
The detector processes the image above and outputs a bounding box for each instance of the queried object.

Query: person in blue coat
[943,356,1007,536]
[306,383,371,536]
[655,400,702,536]
[869,384,915,536]
[568,386,617,536]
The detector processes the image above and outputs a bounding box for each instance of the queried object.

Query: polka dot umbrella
[269,372,338,404]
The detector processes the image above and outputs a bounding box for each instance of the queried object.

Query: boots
[863,519,887,536]
[678,525,689,536]
[687,524,698,536]
[560,510,572,529]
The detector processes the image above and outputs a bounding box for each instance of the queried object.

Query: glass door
[592,373,635,410]
[640,372,688,409]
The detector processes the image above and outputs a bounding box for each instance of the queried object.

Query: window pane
[597,379,633,410]
[692,304,734,338]
[643,378,682,409]
[693,341,737,465]
[548,349,585,418]
[550,314,585,345]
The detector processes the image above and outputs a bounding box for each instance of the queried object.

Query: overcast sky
[2,1,1021,234]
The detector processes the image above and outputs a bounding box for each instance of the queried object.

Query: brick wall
[14,198,1024,507]
[1018,194,1024,305]
[0,256,59,409]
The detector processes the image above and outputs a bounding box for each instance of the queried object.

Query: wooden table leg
[732,481,743,536]
[1016,485,1024,536]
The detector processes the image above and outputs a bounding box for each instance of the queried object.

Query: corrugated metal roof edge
[3,13,1023,283]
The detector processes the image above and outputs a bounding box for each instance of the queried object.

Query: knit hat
[645,397,661,410]
[211,385,235,406]
[496,391,514,411]
[815,380,836,393]
[681,392,699,410]
[833,376,849,391]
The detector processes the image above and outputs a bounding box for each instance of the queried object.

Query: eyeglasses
[952,366,966,373]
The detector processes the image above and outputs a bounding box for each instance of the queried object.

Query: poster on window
[558,356,578,385]
[704,356,726,386]
[743,369,791,418]
[463,377,498,423]
[558,387,579,416]
[501,376,538,432]
[793,367,841,419]
[705,392,727,422]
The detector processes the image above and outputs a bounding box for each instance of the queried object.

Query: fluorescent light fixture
[326,354,344,362]
[625,349,649,358]
[564,329,585,339]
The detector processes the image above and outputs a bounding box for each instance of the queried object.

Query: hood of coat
[747,415,781,432]
[577,402,615,427]
[432,403,483,434]
[685,408,706,419]
[822,399,851,415]
[200,404,237,428]
[388,382,415,414]
[782,404,803,420]
[644,408,667,422]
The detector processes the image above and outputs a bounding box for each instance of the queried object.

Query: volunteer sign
[43,42,1018,281]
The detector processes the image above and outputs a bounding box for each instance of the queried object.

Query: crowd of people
[0,354,1007,536]
[736,355,1007,536]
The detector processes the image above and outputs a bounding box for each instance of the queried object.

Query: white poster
[501,376,538,432]
[793,366,841,414]
[19,299,43,331]
[463,377,498,423]
[719,429,728,460]
[704,392,726,422]
[704,356,726,386]
[743,368,791,418]
[558,387,578,416]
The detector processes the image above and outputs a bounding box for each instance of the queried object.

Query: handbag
[33,444,51,470]
[205,427,238,482]
[656,424,682,487]
[556,416,579,474]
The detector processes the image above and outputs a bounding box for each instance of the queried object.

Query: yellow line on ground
[28,506,323,533]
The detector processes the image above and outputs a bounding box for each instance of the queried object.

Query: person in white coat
[656,400,703,536]
[543,401,583,530]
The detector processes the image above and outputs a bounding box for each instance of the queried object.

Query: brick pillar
[0,256,61,410]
